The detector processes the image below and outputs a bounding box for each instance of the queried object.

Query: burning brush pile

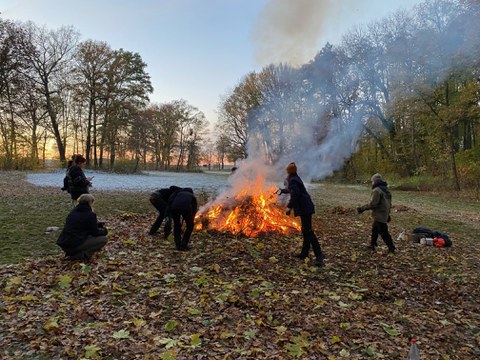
[195,174,300,237]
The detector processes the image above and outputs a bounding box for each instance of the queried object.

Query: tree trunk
[86,98,93,166]
[45,91,66,162]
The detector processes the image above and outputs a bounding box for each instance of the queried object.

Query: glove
[357,207,364,214]
[286,208,292,216]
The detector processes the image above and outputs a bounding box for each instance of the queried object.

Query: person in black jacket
[148,186,181,236]
[168,188,198,251]
[284,162,325,267]
[57,194,108,260]
[67,154,93,201]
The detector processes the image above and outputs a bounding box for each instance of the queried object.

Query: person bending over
[149,186,181,237]
[168,188,198,251]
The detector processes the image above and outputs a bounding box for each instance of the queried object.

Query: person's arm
[70,167,91,187]
[88,212,105,236]
[357,190,381,213]
[286,179,300,211]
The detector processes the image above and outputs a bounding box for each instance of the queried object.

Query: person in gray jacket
[357,173,395,253]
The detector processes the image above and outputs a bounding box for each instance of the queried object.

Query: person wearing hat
[284,162,325,266]
[357,173,396,253]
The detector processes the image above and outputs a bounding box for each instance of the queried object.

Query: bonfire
[195,174,300,237]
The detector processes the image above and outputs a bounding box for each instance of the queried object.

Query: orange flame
[195,174,300,237]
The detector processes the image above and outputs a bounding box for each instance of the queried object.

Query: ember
[195,176,300,237]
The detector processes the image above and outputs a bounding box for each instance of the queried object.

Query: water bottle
[397,230,406,241]
[408,338,420,360]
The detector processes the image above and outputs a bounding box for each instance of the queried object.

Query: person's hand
[286,208,291,216]
[87,176,94,182]
[357,207,364,214]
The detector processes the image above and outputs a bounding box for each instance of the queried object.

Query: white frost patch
[26,170,230,193]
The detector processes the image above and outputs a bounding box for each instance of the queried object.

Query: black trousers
[170,209,194,250]
[299,214,323,259]
[371,220,395,251]
[65,235,108,260]
[149,199,171,236]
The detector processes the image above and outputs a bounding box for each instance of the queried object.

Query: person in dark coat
[57,194,108,260]
[67,154,93,201]
[168,188,198,251]
[283,162,325,267]
[357,173,396,253]
[148,186,181,237]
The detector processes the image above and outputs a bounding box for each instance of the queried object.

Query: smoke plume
[251,0,356,67]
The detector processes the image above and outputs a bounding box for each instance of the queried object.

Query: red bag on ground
[433,237,446,247]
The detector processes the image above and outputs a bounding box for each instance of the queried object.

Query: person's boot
[314,253,325,267]
[294,253,308,260]
[367,241,377,251]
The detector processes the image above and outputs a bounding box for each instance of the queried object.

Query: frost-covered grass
[26,169,231,193]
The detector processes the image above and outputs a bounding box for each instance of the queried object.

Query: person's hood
[373,181,390,195]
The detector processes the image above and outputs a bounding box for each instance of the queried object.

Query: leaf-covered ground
[1,206,479,359]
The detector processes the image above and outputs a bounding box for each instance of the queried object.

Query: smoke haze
[252,0,331,67]
[201,0,480,213]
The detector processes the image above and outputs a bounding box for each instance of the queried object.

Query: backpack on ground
[413,227,452,247]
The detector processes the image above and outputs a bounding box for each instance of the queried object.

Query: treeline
[0,20,209,171]
[1,0,480,190]
[216,0,480,190]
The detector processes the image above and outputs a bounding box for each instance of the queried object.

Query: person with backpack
[67,154,93,201]
[357,173,396,253]
[168,188,198,251]
[283,162,325,267]
[61,155,75,193]
[148,186,181,237]
[57,194,108,260]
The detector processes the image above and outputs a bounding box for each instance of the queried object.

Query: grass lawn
[0,171,479,359]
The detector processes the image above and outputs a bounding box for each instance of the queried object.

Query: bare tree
[74,40,112,167]
[19,22,80,162]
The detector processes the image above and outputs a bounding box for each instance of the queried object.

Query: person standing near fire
[356,173,396,253]
[168,187,198,251]
[283,162,325,267]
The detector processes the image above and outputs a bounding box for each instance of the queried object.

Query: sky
[1,0,424,128]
